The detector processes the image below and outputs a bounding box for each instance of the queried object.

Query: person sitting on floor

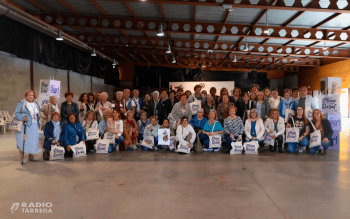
[202,110,224,152]
[176,117,196,154]
[141,116,160,151]
[61,113,86,158]
[43,112,62,160]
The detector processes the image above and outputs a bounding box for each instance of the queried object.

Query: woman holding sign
[217,94,235,126]
[62,113,86,158]
[176,117,196,153]
[83,110,98,153]
[142,116,160,151]
[286,106,310,153]
[244,109,265,145]
[43,112,61,160]
[202,110,225,152]
[308,109,333,155]
[264,109,285,153]
[224,106,244,153]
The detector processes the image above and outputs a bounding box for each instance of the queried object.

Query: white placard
[50,80,61,99]
[319,95,341,115]
[39,80,50,97]
[158,128,170,145]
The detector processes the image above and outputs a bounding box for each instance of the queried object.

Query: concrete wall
[0,51,116,115]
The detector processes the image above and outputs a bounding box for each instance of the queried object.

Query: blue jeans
[309,140,331,154]
[288,136,308,153]
[202,135,210,149]
[138,133,144,141]
[226,134,240,152]
[115,135,124,145]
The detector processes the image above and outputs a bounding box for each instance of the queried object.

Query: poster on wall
[50,80,61,99]
[169,81,235,96]
[39,80,50,97]
[318,95,341,115]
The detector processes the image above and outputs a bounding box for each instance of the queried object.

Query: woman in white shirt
[176,117,196,153]
[264,109,285,153]
[244,109,265,146]
[83,110,99,153]
[106,109,124,151]
[268,88,282,109]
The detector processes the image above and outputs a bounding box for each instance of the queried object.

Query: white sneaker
[20,159,27,164]
[116,145,119,151]
[299,146,303,153]
[133,145,137,150]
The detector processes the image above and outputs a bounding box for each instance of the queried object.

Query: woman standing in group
[217,94,235,126]
[264,109,285,153]
[286,106,310,153]
[142,116,160,151]
[82,110,98,153]
[94,92,101,109]
[244,109,265,145]
[202,94,216,118]
[78,93,88,124]
[169,90,179,109]
[254,92,270,122]
[224,106,244,153]
[156,88,172,125]
[123,111,139,151]
[239,92,256,123]
[61,113,85,157]
[202,110,225,152]
[87,93,95,112]
[230,88,242,115]
[95,92,112,122]
[15,90,41,163]
[171,94,193,124]
[279,89,297,121]
[114,91,126,120]
[308,109,333,155]
[137,111,151,142]
[43,112,61,160]
[217,87,229,105]
[209,87,219,106]
[142,93,154,118]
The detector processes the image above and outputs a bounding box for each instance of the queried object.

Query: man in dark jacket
[61,91,79,124]
[156,88,172,124]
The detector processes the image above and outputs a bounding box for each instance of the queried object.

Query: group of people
[14,83,334,163]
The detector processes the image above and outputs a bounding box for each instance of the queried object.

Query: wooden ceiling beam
[90,0,108,16]
[57,0,79,15]
[5,0,25,11]
[124,2,149,37]
[26,0,51,13]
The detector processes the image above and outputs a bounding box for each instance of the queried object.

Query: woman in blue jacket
[189,108,208,147]
[61,113,85,157]
[278,88,297,121]
[43,112,62,160]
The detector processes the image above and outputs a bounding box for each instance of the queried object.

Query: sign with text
[319,95,340,115]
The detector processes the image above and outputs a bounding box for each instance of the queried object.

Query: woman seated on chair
[264,108,285,153]
[142,116,160,151]
[43,112,62,160]
[176,117,196,153]
[286,106,310,153]
[202,110,224,152]
[82,110,98,154]
[244,109,265,147]
[223,106,244,153]
[61,113,86,158]
[123,111,139,151]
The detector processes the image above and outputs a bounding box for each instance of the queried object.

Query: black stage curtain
[134,65,268,92]
[0,16,118,85]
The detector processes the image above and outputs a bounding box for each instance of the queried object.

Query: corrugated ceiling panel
[195,35,217,41]
[196,6,226,23]
[97,1,134,17]
[257,10,300,26]
[234,0,275,4]
[264,39,291,45]
[312,42,343,47]
[102,29,122,35]
[79,28,98,34]
[64,0,102,15]
[245,37,266,44]
[218,36,241,42]
[62,26,77,33]
[32,0,71,13]
[288,12,335,27]
[338,44,350,48]
[226,8,263,24]
[171,33,192,39]
[10,0,42,12]
[162,4,194,21]
[129,2,162,19]
[321,14,350,29]
[289,40,316,46]
[124,30,146,37]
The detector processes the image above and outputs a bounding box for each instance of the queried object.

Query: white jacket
[176,124,196,145]
[264,117,285,137]
[244,119,265,140]
[268,96,282,109]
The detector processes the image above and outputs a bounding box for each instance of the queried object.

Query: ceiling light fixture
[232,56,237,62]
[243,43,249,52]
[112,59,118,66]
[166,44,172,53]
[91,48,96,57]
[56,30,63,41]
[157,25,164,36]
[172,56,176,63]
[323,41,327,50]
[264,11,269,34]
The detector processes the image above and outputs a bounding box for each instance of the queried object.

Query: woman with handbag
[264,109,285,153]
[43,112,62,160]
[106,109,124,152]
[83,110,98,154]
[308,109,333,155]
[175,117,196,153]
[224,106,244,153]
[244,109,265,146]
[202,110,224,152]
[15,90,41,164]
[278,89,297,122]
[61,113,86,158]
[189,108,208,149]
[286,106,310,153]
[94,92,112,122]
[142,116,160,151]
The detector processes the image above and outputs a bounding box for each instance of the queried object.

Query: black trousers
[269,135,283,152]
[64,147,74,158]
[86,140,96,151]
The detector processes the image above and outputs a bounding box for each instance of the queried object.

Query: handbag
[103,132,116,144]
[194,133,203,152]
[70,142,87,158]
[86,128,99,140]
[264,132,275,146]
[9,99,26,132]
[50,145,65,160]
[209,121,221,148]
[177,141,191,154]
[230,141,243,154]
[95,139,110,153]
[169,136,176,150]
[284,103,295,123]
[285,117,299,143]
[305,106,313,120]
[168,113,177,129]
[309,120,322,148]
[141,136,155,149]
[243,141,259,154]
[190,100,202,115]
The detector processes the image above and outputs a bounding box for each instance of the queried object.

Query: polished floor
[0,130,350,219]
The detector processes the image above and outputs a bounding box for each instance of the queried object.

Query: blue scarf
[52,120,61,142]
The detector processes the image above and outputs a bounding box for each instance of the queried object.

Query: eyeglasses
[297,109,303,111]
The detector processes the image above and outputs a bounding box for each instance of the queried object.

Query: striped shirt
[223,116,244,136]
